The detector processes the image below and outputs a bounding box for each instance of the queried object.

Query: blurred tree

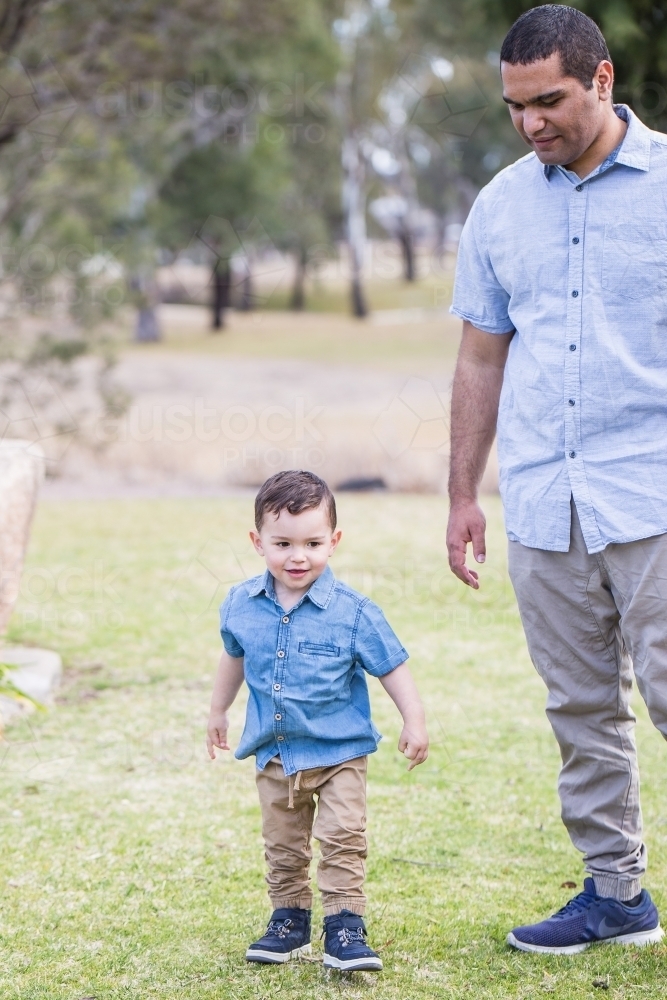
[268,103,343,311]
[155,136,290,325]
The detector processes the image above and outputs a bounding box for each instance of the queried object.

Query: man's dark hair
[254,470,337,531]
[500,5,610,90]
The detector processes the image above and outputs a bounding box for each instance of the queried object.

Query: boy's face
[250,502,341,596]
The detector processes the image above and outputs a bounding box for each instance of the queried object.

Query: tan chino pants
[508,500,667,900]
[255,755,368,915]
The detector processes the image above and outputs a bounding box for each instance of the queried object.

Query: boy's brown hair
[254,470,337,531]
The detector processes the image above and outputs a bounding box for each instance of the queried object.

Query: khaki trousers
[255,755,368,915]
[508,501,667,900]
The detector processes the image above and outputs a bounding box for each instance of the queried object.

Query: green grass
[261,273,455,314]
[2,495,667,998]
[130,304,463,372]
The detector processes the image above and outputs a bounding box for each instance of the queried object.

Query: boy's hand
[399,720,429,771]
[207,711,231,759]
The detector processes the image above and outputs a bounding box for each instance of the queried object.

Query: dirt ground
[42,305,498,498]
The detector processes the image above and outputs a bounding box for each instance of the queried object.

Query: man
[447,3,667,955]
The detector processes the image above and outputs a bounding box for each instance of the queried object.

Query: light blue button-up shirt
[219,565,408,775]
[451,106,667,553]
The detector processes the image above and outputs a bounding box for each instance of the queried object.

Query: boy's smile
[250,501,342,611]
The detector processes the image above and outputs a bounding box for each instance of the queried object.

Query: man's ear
[249,530,264,555]
[595,59,614,100]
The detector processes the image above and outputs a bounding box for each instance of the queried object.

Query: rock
[0,440,45,635]
[0,646,62,726]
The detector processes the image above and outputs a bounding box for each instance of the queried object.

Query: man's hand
[398,719,429,771]
[207,711,230,759]
[447,500,487,589]
[447,321,511,588]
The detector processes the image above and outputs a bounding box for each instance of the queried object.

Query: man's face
[501,52,610,166]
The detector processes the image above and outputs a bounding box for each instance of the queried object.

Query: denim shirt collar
[543,105,651,183]
[247,564,337,610]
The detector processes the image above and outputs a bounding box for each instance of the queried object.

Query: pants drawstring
[288,769,302,809]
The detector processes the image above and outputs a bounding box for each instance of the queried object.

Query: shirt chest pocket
[602,224,667,301]
[298,641,341,656]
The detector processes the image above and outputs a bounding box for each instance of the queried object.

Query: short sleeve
[219,587,244,658]
[354,601,408,678]
[450,194,514,334]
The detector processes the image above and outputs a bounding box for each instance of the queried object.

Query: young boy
[207,470,428,971]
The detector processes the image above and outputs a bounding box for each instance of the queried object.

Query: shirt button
[572,237,579,244]
[277,650,285,658]
[277,735,284,741]
[568,399,575,406]
[275,713,282,720]
[569,344,577,351]
[273,683,281,691]
[282,616,289,624]
[571,290,579,297]
[576,184,583,191]
[569,451,576,458]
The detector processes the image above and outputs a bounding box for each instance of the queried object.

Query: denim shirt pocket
[602,223,667,301]
[298,641,341,656]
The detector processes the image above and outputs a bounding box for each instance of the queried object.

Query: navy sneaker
[246,907,312,963]
[507,878,663,955]
[322,910,383,971]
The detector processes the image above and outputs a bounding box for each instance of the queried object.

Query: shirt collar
[247,564,336,610]
[543,105,651,181]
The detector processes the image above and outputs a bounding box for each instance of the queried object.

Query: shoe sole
[507,925,664,956]
[246,943,312,964]
[323,954,383,971]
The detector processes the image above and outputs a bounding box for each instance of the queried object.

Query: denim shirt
[219,565,408,775]
[451,106,667,553]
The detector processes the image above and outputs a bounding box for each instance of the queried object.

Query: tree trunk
[290,247,307,310]
[399,228,415,282]
[212,260,230,330]
[342,134,368,319]
[135,306,161,342]
[239,264,254,311]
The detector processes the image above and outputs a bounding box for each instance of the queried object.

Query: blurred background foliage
[0,0,661,336]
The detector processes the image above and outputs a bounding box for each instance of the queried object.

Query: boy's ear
[249,530,264,555]
[329,529,342,553]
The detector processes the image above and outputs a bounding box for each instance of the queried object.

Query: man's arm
[447,320,514,589]
[206,650,245,759]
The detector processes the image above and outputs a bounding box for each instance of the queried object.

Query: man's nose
[522,108,547,136]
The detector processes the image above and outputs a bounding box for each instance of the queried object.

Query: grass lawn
[2,494,667,998]
[128,305,463,373]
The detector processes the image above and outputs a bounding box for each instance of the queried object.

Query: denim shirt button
[282,616,289,624]
[277,735,284,741]
[273,683,281,691]
[277,650,285,658]
[274,713,282,720]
